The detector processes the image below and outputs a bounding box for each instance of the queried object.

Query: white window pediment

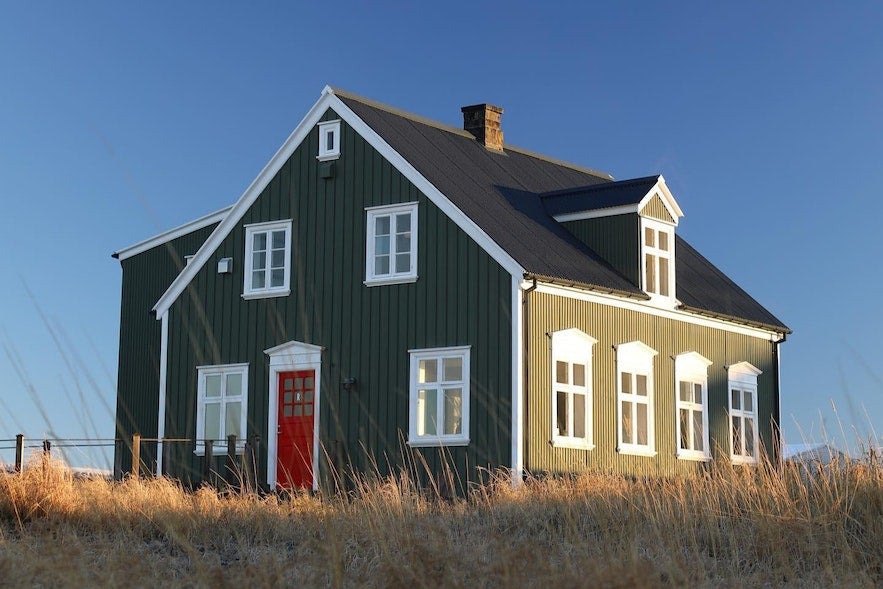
[264,340,324,367]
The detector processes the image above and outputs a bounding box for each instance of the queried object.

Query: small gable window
[317,120,341,161]
[365,202,418,286]
[551,329,597,450]
[642,218,675,300]
[616,341,658,457]
[243,220,292,299]
[195,363,248,455]
[728,362,762,464]
[408,346,470,447]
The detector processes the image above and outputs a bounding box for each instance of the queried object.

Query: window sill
[194,445,246,457]
[552,438,594,451]
[364,275,418,287]
[677,451,711,462]
[316,153,340,162]
[242,289,290,300]
[407,437,469,448]
[731,455,758,466]
[617,445,657,458]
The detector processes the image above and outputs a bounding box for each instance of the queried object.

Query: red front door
[276,370,315,490]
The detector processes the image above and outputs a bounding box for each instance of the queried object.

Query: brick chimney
[461,103,504,152]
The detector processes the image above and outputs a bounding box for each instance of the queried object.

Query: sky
[1,2,882,468]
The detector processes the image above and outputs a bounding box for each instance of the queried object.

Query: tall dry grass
[1,455,882,588]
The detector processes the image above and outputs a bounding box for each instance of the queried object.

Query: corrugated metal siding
[639,195,674,223]
[561,215,639,286]
[162,109,512,488]
[115,224,219,476]
[526,290,777,477]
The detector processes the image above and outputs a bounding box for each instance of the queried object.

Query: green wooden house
[113,86,790,490]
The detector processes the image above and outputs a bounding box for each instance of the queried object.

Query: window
[728,362,762,464]
[675,352,712,461]
[642,218,675,300]
[551,329,596,449]
[243,220,292,299]
[408,346,470,446]
[195,363,248,454]
[317,120,341,161]
[365,202,418,285]
[616,341,657,456]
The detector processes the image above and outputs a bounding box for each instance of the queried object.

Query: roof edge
[113,205,232,261]
[678,303,791,336]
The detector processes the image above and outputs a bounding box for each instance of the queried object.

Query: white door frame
[264,340,323,490]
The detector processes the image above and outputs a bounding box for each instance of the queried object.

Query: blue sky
[1,2,881,467]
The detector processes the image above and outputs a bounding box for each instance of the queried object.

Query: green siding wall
[525,290,778,477]
[562,214,640,286]
[639,195,675,223]
[162,109,512,489]
[115,224,219,476]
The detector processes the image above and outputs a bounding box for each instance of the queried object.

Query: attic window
[317,120,341,161]
[243,220,292,299]
[641,218,675,301]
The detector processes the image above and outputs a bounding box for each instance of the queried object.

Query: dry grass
[1,456,882,588]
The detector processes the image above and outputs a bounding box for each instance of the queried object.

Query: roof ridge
[332,87,614,181]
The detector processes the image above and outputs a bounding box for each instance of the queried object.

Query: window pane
[645,227,655,247]
[205,375,222,398]
[658,231,669,252]
[271,230,285,250]
[226,401,241,439]
[621,401,632,444]
[283,405,292,417]
[573,393,586,439]
[731,389,741,410]
[294,405,302,416]
[395,233,410,255]
[284,391,293,404]
[418,359,438,383]
[271,249,285,269]
[396,213,411,233]
[270,269,284,287]
[444,388,462,435]
[556,361,569,384]
[645,254,656,293]
[679,408,690,450]
[253,252,267,271]
[375,255,390,276]
[375,235,390,255]
[557,391,568,436]
[732,416,742,455]
[443,357,462,382]
[295,377,304,389]
[659,257,669,296]
[679,381,690,402]
[693,410,704,452]
[226,373,242,397]
[743,390,753,412]
[326,130,334,151]
[636,374,648,397]
[252,270,265,289]
[636,402,648,445]
[745,418,755,457]
[253,233,266,251]
[395,253,410,273]
[305,376,314,389]
[693,383,703,404]
[375,216,390,236]
[621,372,632,394]
[573,364,586,388]
[204,403,220,440]
[417,389,437,436]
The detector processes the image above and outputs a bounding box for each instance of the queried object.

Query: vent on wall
[217,258,233,274]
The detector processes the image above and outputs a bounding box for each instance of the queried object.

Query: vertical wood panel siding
[526,290,777,477]
[639,195,675,224]
[562,215,640,286]
[115,224,219,475]
[162,109,512,488]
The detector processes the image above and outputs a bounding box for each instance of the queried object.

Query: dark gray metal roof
[541,176,661,216]
[338,92,789,333]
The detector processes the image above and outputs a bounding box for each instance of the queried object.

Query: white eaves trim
[551,176,684,225]
[113,205,232,261]
[152,86,524,318]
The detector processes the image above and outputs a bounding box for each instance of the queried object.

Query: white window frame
[407,346,470,447]
[616,341,658,457]
[365,202,418,286]
[675,352,712,461]
[317,119,341,161]
[195,363,249,455]
[640,217,676,304]
[728,361,762,464]
[551,329,596,450]
[243,220,292,299]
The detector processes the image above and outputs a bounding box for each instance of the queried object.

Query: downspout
[771,333,787,468]
[522,276,538,478]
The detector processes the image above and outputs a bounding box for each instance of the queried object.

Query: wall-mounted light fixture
[341,377,357,393]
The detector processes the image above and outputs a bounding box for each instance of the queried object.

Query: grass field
[1,456,881,588]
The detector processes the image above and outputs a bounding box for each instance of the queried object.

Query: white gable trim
[153,86,523,317]
[114,205,232,261]
[637,176,683,225]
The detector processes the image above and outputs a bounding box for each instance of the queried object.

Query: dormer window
[317,120,341,161]
[641,218,675,301]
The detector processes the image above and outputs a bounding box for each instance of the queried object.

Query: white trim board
[152,86,524,317]
[530,281,784,340]
[155,310,169,476]
[114,206,232,261]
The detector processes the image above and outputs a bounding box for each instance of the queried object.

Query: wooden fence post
[14,435,24,473]
[204,439,214,485]
[226,434,238,490]
[132,434,141,478]
[113,439,123,480]
[42,439,51,456]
